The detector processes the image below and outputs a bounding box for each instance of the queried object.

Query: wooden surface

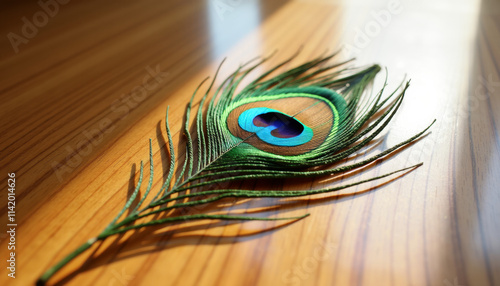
[1,0,500,285]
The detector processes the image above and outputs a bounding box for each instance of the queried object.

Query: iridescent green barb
[37,52,434,285]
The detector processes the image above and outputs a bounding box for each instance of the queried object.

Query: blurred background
[0,0,499,285]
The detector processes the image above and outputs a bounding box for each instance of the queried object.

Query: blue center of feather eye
[238,107,313,146]
[253,112,304,138]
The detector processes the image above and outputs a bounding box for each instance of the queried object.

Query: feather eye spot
[238,107,313,147]
[253,112,304,138]
[224,90,343,156]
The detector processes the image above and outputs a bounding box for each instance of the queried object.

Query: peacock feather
[37,51,434,285]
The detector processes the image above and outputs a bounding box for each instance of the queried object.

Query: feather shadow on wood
[37,51,435,285]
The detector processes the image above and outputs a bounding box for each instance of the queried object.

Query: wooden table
[1,0,499,285]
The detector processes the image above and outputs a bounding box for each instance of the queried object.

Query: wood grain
[1,0,499,285]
